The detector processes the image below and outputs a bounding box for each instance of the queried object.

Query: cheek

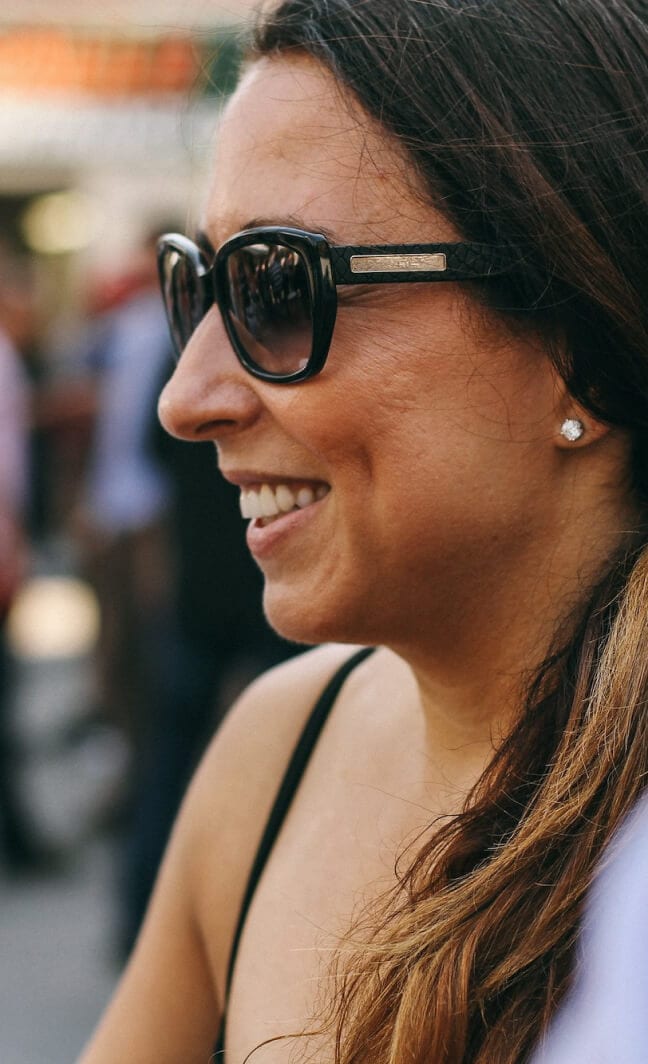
[273,317,427,479]
[280,300,558,546]
[461,350,560,448]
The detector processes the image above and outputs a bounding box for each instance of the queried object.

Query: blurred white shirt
[84,289,172,534]
[531,794,648,1064]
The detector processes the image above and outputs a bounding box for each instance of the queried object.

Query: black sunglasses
[157,226,516,384]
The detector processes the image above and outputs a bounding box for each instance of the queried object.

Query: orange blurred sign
[0,28,200,96]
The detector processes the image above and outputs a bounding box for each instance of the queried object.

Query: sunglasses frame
[157,226,516,384]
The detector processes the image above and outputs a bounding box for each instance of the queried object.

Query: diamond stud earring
[560,418,585,442]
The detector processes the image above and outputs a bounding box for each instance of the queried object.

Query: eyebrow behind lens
[195,217,341,253]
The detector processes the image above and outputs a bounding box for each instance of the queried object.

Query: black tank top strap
[213,645,375,1059]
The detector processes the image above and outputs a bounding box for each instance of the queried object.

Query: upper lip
[221,469,329,488]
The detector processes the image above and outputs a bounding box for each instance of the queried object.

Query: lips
[239,481,330,522]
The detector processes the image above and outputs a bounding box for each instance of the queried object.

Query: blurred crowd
[0,223,297,957]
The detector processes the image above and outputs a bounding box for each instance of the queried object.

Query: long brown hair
[250,2,648,1060]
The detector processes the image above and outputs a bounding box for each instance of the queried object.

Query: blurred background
[0,3,299,1061]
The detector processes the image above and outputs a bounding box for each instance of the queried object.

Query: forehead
[202,56,455,245]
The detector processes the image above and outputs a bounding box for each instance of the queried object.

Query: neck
[389,479,639,769]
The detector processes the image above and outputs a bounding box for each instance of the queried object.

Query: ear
[552,381,611,451]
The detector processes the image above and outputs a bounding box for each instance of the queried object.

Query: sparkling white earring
[560,418,585,442]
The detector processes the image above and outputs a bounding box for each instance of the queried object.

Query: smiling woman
[79,2,648,1063]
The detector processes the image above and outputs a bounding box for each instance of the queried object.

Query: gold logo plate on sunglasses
[350,252,447,274]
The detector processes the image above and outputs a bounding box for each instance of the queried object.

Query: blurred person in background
[76,228,296,954]
[73,229,181,947]
[78,228,176,775]
[0,245,53,872]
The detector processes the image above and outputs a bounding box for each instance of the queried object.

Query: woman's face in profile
[160,56,566,654]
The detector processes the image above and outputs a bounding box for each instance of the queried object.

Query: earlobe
[555,409,611,450]
[549,365,611,451]
[560,417,585,442]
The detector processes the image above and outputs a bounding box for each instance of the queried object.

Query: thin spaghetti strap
[213,646,375,1059]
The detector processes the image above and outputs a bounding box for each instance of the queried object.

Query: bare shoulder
[185,643,370,994]
[216,642,364,757]
[78,645,369,1064]
[192,642,367,824]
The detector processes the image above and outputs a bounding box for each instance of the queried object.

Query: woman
[80,1,648,1061]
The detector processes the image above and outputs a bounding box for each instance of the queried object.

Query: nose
[158,309,263,442]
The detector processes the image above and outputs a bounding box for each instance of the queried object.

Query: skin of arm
[78,643,358,1064]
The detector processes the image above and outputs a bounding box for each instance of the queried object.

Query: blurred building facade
[0,0,254,340]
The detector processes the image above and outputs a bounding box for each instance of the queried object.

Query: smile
[239,482,330,526]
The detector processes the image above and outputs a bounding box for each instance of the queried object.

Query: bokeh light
[7,576,100,660]
[21,191,104,255]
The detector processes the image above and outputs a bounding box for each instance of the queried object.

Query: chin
[263,596,339,647]
[262,581,377,648]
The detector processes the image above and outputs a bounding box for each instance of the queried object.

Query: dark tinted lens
[225,243,313,376]
[159,244,207,357]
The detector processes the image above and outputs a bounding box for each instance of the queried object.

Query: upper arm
[77,779,221,1064]
[78,643,359,1064]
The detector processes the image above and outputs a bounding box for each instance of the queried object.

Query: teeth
[296,486,315,508]
[239,490,262,519]
[239,482,329,520]
[276,484,297,512]
[259,484,280,517]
